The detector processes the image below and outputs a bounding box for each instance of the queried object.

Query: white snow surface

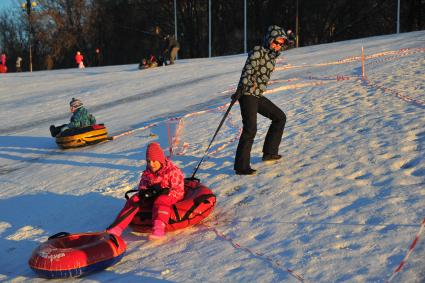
[0,31,424,283]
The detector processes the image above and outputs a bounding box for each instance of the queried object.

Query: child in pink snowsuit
[107,142,185,240]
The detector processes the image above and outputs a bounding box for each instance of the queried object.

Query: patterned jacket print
[68,107,96,129]
[138,158,185,201]
[235,25,287,98]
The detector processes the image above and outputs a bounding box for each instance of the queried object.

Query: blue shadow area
[0,135,144,172]
[0,135,55,149]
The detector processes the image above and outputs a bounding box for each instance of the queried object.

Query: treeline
[0,0,423,72]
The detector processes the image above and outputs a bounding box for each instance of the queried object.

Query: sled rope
[200,223,305,282]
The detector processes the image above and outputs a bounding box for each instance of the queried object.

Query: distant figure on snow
[139,58,148,70]
[1,53,6,66]
[16,57,23,72]
[49,98,96,137]
[163,35,180,65]
[93,48,102,67]
[139,55,159,70]
[147,54,158,68]
[107,142,185,241]
[0,53,7,73]
[75,51,85,69]
[232,25,295,175]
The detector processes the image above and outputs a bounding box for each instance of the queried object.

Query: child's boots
[148,220,166,240]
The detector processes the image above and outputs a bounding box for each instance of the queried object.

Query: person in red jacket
[75,51,85,68]
[0,53,7,73]
[107,142,185,240]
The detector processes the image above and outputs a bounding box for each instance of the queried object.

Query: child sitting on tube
[107,142,185,240]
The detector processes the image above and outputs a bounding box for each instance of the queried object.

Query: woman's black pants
[234,95,286,171]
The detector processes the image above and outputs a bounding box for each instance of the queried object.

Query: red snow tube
[28,231,126,279]
[130,178,216,232]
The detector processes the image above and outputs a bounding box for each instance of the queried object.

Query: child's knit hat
[146,142,166,165]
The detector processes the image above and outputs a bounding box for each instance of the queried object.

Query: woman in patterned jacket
[233,25,294,175]
[107,142,185,240]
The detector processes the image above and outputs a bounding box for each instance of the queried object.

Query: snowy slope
[0,31,424,283]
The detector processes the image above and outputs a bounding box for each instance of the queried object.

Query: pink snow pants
[108,193,178,236]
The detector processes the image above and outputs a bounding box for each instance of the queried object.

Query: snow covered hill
[0,31,424,282]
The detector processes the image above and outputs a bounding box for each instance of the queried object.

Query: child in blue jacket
[50,98,96,137]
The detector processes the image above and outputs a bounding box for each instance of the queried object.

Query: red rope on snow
[386,217,425,282]
[200,223,305,282]
[365,48,425,69]
[363,78,425,107]
[111,122,157,140]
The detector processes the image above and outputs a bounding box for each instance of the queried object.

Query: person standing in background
[16,57,23,72]
[75,51,85,68]
[1,53,6,66]
[93,48,102,66]
[0,53,7,73]
[163,35,180,65]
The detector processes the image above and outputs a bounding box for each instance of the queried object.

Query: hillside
[0,31,424,282]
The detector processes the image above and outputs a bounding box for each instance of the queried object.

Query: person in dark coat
[93,48,102,67]
[163,35,180,65]
[232,25,294,175]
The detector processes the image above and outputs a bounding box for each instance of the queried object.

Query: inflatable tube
[28,231,126,278]
[55,124,108,149]
[130,178,216,233]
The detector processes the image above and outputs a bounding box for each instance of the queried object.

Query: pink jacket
[138,158,185,201]
[1,54,6,66]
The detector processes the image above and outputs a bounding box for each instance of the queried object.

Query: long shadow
[0,192,174,281]
[90,269,174,282]
[0,136,142,173]
[0,135,56,149]
[0,136,143,160]
[0,152,136,171]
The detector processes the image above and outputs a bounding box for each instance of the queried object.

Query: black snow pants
[234,95,286,171]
